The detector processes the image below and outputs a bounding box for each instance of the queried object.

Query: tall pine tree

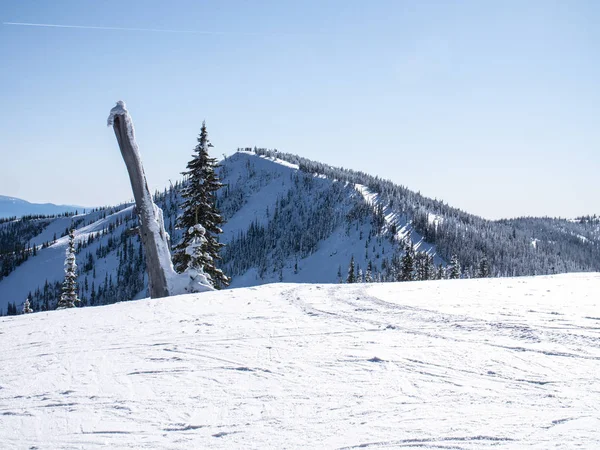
[365,261,373,283]
[173,121,229,288]
[400,239,415,281]
[347,255,356,283]
[57,229,79,309]
[478,258,490,278]
[448,254,461,279]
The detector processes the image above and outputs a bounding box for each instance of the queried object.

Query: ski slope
[1,273,599,449]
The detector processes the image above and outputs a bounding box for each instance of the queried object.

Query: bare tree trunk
[107,101,173,299]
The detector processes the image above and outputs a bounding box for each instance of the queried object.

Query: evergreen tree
[347,255,356,283]
[478,258,490,278]
[414,252,432,281]
[427,254,435,280]
[173,121,229,288]
[22,298,33,314]
[448,254,461,279]
[90,282,96,305]
[435,264,445,280]
[365,261,373,283]
[181,224,213,293]
[464,266,473,279]
[57,229,79,309]
[400,241,414,281]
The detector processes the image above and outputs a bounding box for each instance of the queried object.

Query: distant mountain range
[0,195,84,219]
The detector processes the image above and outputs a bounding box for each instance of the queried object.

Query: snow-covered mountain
[1,273,599,448]
[216,151,441,287]
[1,149,599,315]
[0,195,83,219]
[0,151,441,314]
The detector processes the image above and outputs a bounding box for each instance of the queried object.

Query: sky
[0,0,598,220]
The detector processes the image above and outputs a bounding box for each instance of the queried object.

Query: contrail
[3,21,224,34]
[2,21,290,36]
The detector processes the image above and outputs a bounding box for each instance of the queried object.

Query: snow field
[1,273,599,448]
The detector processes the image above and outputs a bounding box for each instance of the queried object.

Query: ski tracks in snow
[1,274,599,448]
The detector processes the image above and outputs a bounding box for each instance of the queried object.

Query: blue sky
[0,0,598,219]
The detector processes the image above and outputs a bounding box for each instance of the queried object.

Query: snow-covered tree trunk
[107,101,175,299]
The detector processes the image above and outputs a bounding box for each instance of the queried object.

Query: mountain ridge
[0,149,598,314]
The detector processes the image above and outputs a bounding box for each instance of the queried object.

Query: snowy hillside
[1,149,599,315]
[0,205,140,314]
[217,151,440,287]
[1,274,599,448]
[0,195,83,219]
[0,151,440,314]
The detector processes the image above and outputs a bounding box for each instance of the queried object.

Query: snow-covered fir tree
[173,121,229,288]
[400,240,415,281]
[414,252,434,281]
[365,261,373,283]
[180,224,213,293]
[448,254,461,279]
[435,264,445,280]
[478,258,490,278]
[22,298,33,314]
[57,229,79,309]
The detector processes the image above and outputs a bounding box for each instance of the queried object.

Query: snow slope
[219,151,434,287]
[1,273,599,449]
[0,206,136,313]
[354,184,441,261]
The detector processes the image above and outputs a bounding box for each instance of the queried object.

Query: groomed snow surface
[1,273,599,449]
